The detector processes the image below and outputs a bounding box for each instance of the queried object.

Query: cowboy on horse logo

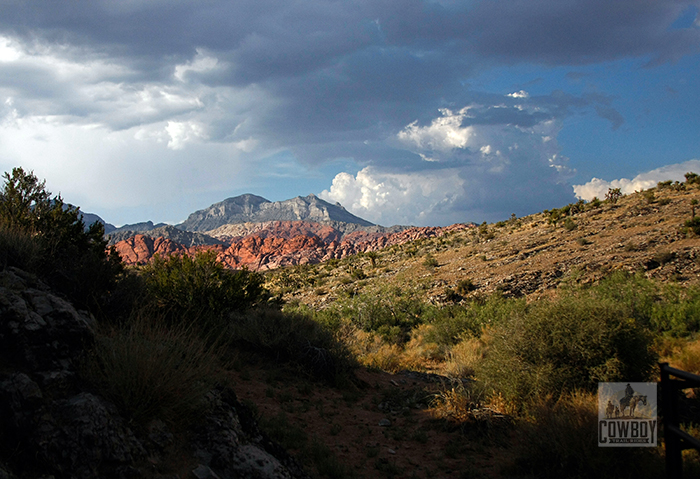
[598,382,657,447]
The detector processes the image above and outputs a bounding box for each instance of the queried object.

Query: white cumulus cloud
[320,166,464,226]
[573,159,700,200]
[165,120,208,150]
[397,107,476,154]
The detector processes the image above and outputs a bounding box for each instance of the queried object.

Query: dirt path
[229,359,506,479]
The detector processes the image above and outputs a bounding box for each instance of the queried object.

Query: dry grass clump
[84,316,225,429]
[346,329,404,372]
[400,324,444,367]
[658,336,700,375]
[346,324,450,373]
[441,336,484,378]
[429,381,488,423]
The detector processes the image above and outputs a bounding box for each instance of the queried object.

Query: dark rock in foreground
[0,267,309,479]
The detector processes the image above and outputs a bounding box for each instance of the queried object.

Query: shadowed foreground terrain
[1,168,700,479]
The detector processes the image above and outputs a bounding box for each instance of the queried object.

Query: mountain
[109,193,420,269]
[79,211,116,234]
[110,221,168,235]
[177,194,375,232]
[108,225,221,247]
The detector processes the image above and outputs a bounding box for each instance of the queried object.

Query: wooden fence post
[660,362,700,479]
[661,362,682,478]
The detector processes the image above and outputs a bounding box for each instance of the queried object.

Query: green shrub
[684,217,700,235]
[230,307,356,384]
[0,167,123,313]
[141,250,265,326]
[650,284,700,336]
[340,293,428,344]
[476,296,657,409]
[584,271,659,326]
[563,217,577,231]
[422,294,523,348]
[423,254,439,268]
[685,172,700,185]
[0,223,41,271]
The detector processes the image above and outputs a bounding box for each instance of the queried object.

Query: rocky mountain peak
[178,194,374,233]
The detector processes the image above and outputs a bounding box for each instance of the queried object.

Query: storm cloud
[0,1,699,225]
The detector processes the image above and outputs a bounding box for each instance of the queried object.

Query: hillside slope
[268,183,700,306]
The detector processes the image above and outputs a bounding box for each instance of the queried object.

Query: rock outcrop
[0,267,309,479]
[108,225,222,248]
[113,222,474,271]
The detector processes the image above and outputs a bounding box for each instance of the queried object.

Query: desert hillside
[267,182,700,307]
[2,167,700,479]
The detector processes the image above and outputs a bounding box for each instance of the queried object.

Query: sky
[1,1,699,227]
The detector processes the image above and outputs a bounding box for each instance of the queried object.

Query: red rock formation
[113,234,188,264]
[113,223,474,270]
[113,234,226,265]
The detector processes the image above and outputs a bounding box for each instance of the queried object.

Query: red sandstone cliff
[113,222,474,271]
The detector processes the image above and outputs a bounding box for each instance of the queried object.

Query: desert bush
[423,253,438,268]
[330,291,428,344]
[348,265,366,280]
[0,223,41,271]
[605,187,622,203]
[443,287,461,303]
[401,324,444,363]
[230,306,356,384]
[345,329,404,372]
[662,338,700,374]
[684,216,700,235]
[85,317,223,428]
[430,380,486,423]
[588,196,602,209]
[685,171,700,185]
[585,271,659,326]
[563,217,577,231]
[442,336,485,378]
[650,283,700,336]
[141,250,265,326]
[422,295,523,347]
[0,167,123,313]
[510,391,664,479]
[642,189,656,204]
[476,296,657,410]
[455,278,477,295]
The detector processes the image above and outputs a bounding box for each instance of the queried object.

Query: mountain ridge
[177,193,375,232]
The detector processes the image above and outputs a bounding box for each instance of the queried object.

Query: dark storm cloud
[464,0,700,65]
[2,0,699,225]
